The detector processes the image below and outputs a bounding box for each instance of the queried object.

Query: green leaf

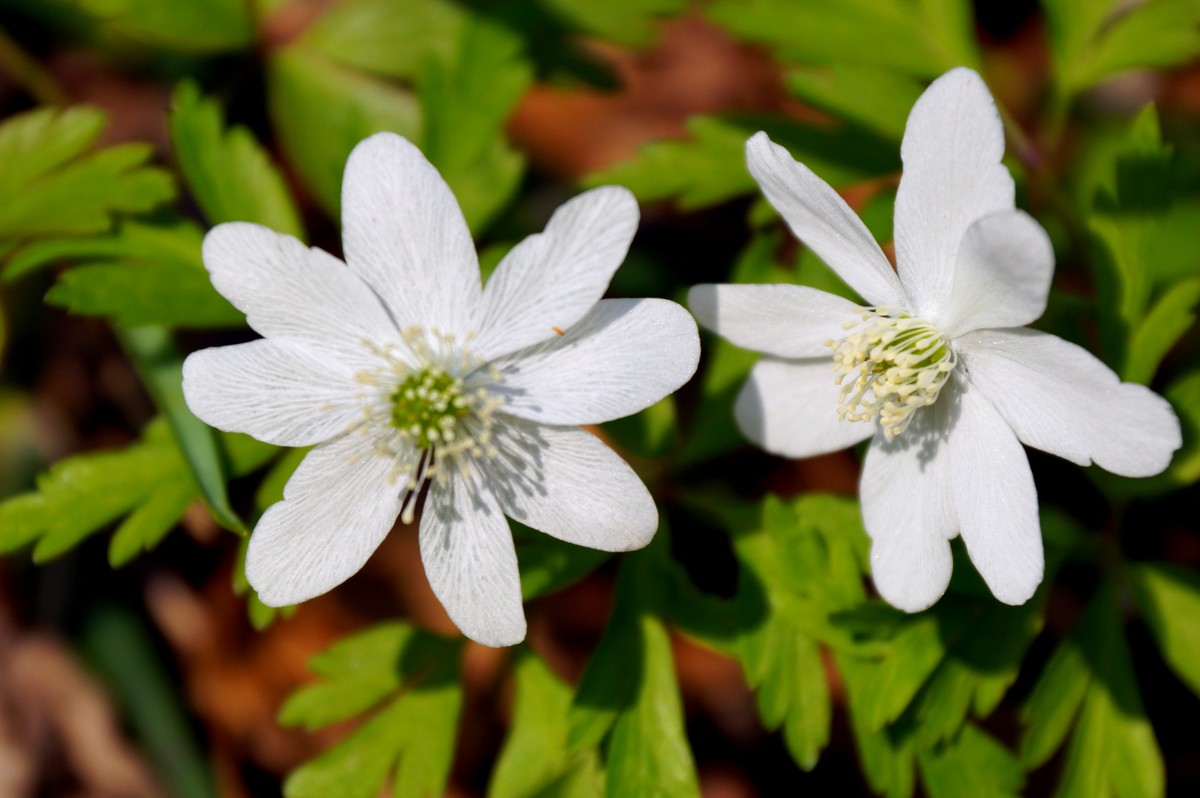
[40,0,252,54]
[586,114,895,212]
[489,649,604,798]
[168,82,305,238]
[537,0,685,47]
[785,66,923,142]
[837,652,917,798]
[1047,0,1200,96]
[268,47,422,218]
[301,0,465,80]
[1019,583,1164,798]
[107,479,196,567]
[604,613,700,798]
[0,106,173,241]
[1128,562,1200,698]
[515,521,612,600]
[706,0,979,78]
[1123,277,1200,384]
[419,16,530,232]
[118,327,244,533]
[282,623,464,798]
[917,724,1023,798]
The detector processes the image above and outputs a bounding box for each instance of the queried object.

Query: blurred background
[0,0,1197,796]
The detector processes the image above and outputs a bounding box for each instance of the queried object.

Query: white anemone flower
[183,132,699,646]
[689,68,1181,612]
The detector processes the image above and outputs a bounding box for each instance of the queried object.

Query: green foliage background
[0,0,1198,795]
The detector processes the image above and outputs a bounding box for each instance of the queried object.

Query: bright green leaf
[786,66,923,141]
[489,649,604,798]
[1123,278,1200,385]
[917,724,1023,798]
[301,0,465,79]
[268,47,422,218]
[0,106,173,241]
[168,82,305,238]
[538,0,685,47]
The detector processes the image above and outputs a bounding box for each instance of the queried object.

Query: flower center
[827,308,956,439]
[389,366,470,450]
[356,327,504,522]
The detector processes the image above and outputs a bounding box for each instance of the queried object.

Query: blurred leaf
[420,16,530,232]
[603,396,678,459]
[605,614,701,798]
[0,106,173,241]
[268,47,422,218]
[33,0,252,53]
[1046,0,1200,97]
[168,82,305,238]
[706,0,979,77]
[837,652,917,798]
[81,606,213,798]
[1128,562,1200,698]
[587,115,895,212]
[107,479,196,567]
[537,0,685,47]
[785,66,923,141]
[282,623,464,798]
[1019,583,1164,798]
[917,724,1023,798]
[1123,278,1200,384]
[489,649,605,798]
[301,0,465,79]
[118,327,244,533]
[515,521,612,600]
[232,532,298,631]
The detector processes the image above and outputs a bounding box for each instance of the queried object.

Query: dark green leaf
[168,82,305,238]
[785,66,923,141]
[537,0,685,47]
[1129,562,1200,697]
[301,0,465,79]
[1123,278,1200,385]
[917,724,1023,798]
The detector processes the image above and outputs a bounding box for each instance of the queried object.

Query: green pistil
[389,367,469,449]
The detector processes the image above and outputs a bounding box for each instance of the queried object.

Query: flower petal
[488,419,658,552]
[491,298,699,426]
[936,210,1054,338]
[473,186,639,362]
[894,68,1015,320]
[420,471,525,647]
[949,377,1043,606]
[860,400,956,612]
[202,222,397,365]
[956,328,1182,477]
[247,432,406,606]
[745,131,906,308]
[182,339,361,447]
[688,283,863,358]
[341,132,481,336]
[734,357,874,459]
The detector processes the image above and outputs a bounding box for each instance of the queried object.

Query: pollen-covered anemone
[182,132,700,647]
[689,67,1181,613]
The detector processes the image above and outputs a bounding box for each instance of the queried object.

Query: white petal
[688,283,863,358]
[734,357,873,459]
[341,133,481,336]
[420,472,525,647]
[745,131,906,308]
[860,399,956,612]
[473,186,639,362]
[182,339,361,447]
[937,210,1054,338]
[491,298,699,426]
[247,432,406,606]
[894,67,1015,320]
[956,328,1182,477]
[949,377,1043,606]
[488,420,658,552]
[202,223,397,366]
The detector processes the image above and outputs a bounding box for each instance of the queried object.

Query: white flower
[183,132,700,646]
[689,68,1181,612]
